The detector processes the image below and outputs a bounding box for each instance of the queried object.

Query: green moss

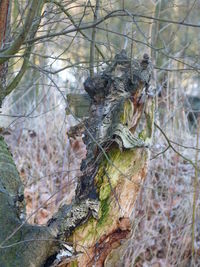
[95,162,106,190]
[0,152,15,164]
[107,147,136,176]
[95,148,121,196]
[72,217,97,244]
[119,99,133,125]
[97,197,110,227]
[0,138,22,196]
[70,260,78,267]
[72,198,112,245]
[99,183,111,201]
[95,146,143,229]
[95,145,144,225]
[138,130,146,140]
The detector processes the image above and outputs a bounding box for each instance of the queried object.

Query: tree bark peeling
[0,51,154,267]
[58,51,154,266]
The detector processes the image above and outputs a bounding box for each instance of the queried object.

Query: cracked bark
[0,51,154,267]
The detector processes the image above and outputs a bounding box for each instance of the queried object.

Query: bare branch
[0,0,42,64]
[89,0,100,77]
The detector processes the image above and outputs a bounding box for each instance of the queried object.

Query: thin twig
[154,122,197,169]
[90,0,100,77]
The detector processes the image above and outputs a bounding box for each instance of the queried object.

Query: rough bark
[0,51,154,267]
[0,0,10,106]
[0,0,44,105]
[60,51,154,266]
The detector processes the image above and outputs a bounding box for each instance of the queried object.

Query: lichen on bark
[0,50,154,267]
[62,51,154,266]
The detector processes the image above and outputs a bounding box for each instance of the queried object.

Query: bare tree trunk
[0,51,154,267]
[0,0,10,105]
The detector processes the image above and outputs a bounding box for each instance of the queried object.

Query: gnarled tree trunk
[0,51,154,267]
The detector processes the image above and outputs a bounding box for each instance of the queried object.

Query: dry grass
[124,136,198,267]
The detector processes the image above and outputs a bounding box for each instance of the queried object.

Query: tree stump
[59,50,154,266]
[0,50,154,267]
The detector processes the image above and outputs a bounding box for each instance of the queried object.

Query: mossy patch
[97,197,110,227]
[72,217,97,245]
[119,99,134,125]
[0,138,22,195]
[69,260,78,267]
[99,183,111,201]
[95,145,144,229]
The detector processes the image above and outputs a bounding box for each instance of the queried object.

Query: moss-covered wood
[67,104,154,266]
[62,51,154,266]
[0,136,58,267]
[0,51,154,267]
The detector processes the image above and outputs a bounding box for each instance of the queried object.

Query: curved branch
[0,0,41,64]
[3,1,44,98]
[89,0,100,77]
[4,47,31,97]
[154,122,197,168]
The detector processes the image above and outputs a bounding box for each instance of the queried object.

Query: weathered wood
[59,51,154,266]
[0,51,154,267]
